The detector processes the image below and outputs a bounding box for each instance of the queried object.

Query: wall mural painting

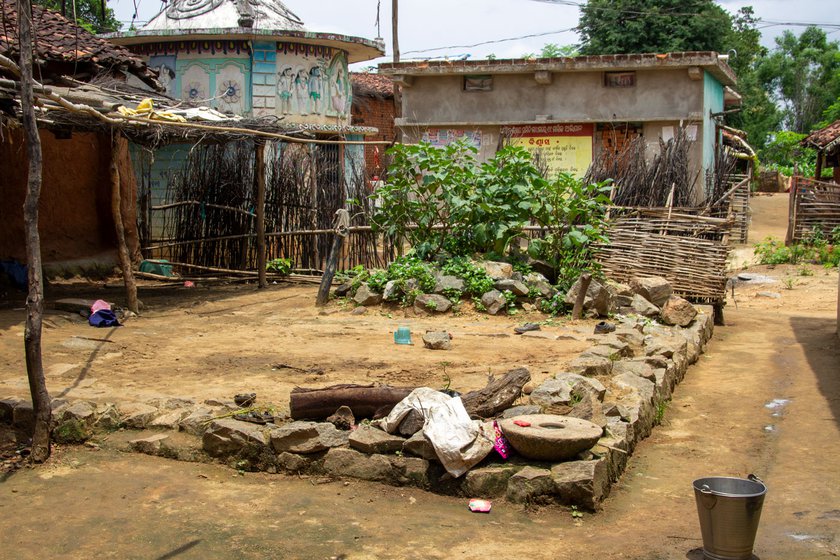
[216,63,246,114]
[181,63,210,104]
[149,55,177,96]
[275,44,350,120]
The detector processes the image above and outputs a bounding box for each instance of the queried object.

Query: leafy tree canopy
[540,43,579,58]
[35,0,121,34]
[578,0,732,55]
[756,27,840,134]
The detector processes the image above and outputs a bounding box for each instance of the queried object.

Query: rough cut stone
[129,434,170,455]
[481,290,507,315]
[580,345,624,361]
[525,274,555,298]
[628,294,661,318]
[422,331,452,350]
[326,406,355,431]
[382,280,401,301]
[270,421,348,454]
[494,279,529,296]
[119,402,159,429]
[530,373,606,407]
[150,410,188,430]
[630,276,673,308]
[351,307,368,316]
[0,398,19,424]
[433,275,465,295]
[660,296,698,327]
[397,409,425,437]
[349,424,405,454]
[568,391,607,429]
[567,355,613,377]
[501,405,542,418]
[586,335,633,357]
[12,401,34,430]
[276,452,316,473]
[565,277,613,317]
[481,261,513,280]
[402,431,438,460]
[612,361,656,382]
[499,414,603,462]
[334,282,353,297]
[55,401,96,424]
[551,458,610,511]
[612,327,646,348]
[179,408,216,436]
[93,404,122,430]
[389,455,430,487]
[354,284,383,306]
[202,419,268,457]
[506,466,555,504]
[414,294,452,314]
[323,447,393,482]
[612,373,656,404]
[465,465,521,498]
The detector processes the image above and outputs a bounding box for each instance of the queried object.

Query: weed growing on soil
[654,399,670,425]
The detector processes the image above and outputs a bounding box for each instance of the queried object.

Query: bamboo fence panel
[786,176,840,244]
[596,214,731,304]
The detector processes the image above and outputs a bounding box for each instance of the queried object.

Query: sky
[110,0,839,70]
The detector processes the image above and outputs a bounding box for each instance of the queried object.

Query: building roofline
[379,51,736,86]
[103,29,385,64]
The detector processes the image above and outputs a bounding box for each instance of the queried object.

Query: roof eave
[103,29,385,63]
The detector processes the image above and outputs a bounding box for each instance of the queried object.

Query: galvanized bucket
[693,475,767,560]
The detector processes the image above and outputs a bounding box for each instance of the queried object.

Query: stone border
[1,307,713,511]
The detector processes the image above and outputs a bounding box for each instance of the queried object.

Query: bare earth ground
[0,193,838,559]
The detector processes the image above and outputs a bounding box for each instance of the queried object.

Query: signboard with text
[502,123,594,178]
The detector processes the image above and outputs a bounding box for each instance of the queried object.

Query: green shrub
[441,257,495,296]
[266,257,292,275]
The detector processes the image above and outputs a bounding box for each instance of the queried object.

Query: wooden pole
[392,0,402,143]
[571,273,592,320]
[255,141,267,289]
[18,0,52,463]
[315,232,344,306]
[110,134,139,314]
[814,149,823,181]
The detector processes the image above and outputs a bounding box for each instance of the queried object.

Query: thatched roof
[351,72,393,99]
[0,0,160,89]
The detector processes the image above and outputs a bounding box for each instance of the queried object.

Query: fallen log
[290,384,415,420]
[461,367,531,419]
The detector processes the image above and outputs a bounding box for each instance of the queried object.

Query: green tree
[578,0,732,55]
[35,0,121,33]
[757,27,840,134]
[540,43,579,58]
[722,7,780,150]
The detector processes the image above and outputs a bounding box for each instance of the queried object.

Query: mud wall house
[350,72,395,178]
[0,0,159,271]
[379,52,740,204]
[103,1,385,245]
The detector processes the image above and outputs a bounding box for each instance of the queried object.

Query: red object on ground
[513,420,531,427]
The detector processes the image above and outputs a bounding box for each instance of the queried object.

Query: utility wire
[402,27,576,55]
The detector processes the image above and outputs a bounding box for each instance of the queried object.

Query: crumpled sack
[89,309,120,328]
[90,299,111,314]
[377,387,494,478]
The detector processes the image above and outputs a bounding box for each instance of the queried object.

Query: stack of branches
[706,142,739,217]
[585,126,696,208]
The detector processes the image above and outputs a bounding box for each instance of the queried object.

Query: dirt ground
[1,193,838,559]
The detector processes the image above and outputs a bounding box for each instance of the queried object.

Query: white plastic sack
[375,388,494,478]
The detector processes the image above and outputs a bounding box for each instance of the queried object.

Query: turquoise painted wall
[703,71,725,198]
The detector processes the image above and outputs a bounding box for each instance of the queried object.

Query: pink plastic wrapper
[468,499,492,513]
[90,299,111,314]
[492,420,510,459]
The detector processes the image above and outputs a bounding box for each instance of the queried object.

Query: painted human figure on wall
[308,66,324,115]
[294,68,309,115]
[277,66,294,115]
[330,66,348,116]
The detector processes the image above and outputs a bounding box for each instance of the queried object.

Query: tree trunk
[290,384,415,420]
[18,0,52,462]
[315,231,344,306]
[460,367,531,419]
[111,134,139,314]
[255,141,267,288]
[571,273,592,320]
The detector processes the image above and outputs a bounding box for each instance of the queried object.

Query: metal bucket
[693,475,767,560]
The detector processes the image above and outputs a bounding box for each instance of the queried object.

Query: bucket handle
[699,484,717,510]
[748,473,765,485]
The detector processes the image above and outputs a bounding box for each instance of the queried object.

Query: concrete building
[379,52,740,202]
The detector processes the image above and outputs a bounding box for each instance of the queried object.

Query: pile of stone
[338,261,556,316]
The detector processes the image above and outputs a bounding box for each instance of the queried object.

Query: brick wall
[352,96,395,178]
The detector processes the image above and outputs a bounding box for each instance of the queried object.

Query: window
[604,71,636,88]
[464,75,493,92]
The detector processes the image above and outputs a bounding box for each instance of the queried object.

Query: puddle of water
[765,398,791,410]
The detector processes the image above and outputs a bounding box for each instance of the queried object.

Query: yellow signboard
[503,124,594,179]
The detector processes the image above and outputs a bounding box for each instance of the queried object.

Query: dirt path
[1,194,838,559]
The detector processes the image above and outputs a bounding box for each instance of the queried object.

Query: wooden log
[289,384,415,420]
[111,135,139,314]
[316,231,344,306]
[255,141,267,289]
[461,367,531,419]
[571,273,592,320]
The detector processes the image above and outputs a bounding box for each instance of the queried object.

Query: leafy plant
[654,399,670,425]
[266,257,292,275]
[366,269,389,293]
[501,289,517,312]
[441,257,495,296]
[570,505,584,519]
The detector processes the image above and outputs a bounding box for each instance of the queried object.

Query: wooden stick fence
[785,176,840,244]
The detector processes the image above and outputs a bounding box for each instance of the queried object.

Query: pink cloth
[90,299,111,314]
